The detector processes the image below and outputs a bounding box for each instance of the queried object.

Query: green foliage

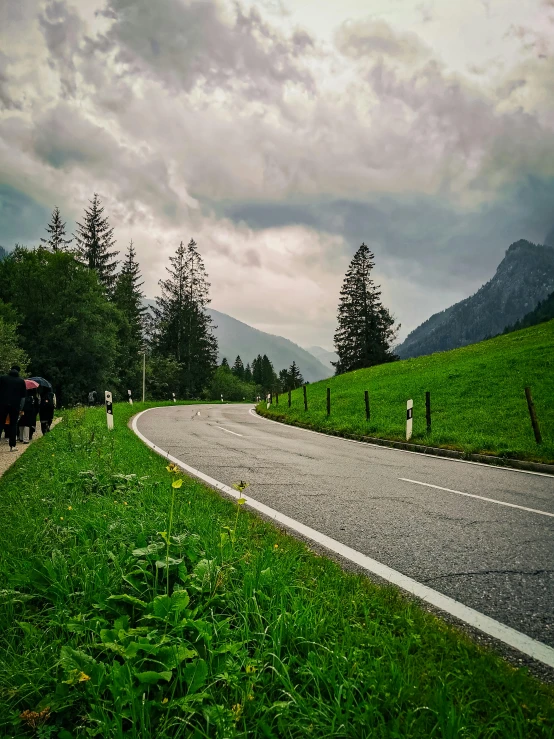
[207,365,256,401]
[260,321,554,464]
[0,248,121,405]
[0,300,28,374]
[334,242,398,374]
[145,355,182,400]
[0,402,552,737]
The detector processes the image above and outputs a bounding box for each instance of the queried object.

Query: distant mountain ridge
[396,239,554,358]
[305,345,339,373]
[142,300,331,382]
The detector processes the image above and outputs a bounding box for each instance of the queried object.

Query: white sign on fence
[105,391,114,430]
[406,399,413,441]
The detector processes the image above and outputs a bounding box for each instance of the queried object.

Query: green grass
[261,321,554,464]
[0,402,553,738]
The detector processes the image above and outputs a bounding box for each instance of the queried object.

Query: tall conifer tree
[232,355,245,380]
[113,241,146,395]
[153,238,217,396]
[40,206,73,252]
[73,193,119,291]
[333,243,398,374]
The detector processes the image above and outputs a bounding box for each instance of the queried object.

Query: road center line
[215,425,243,437]
[132,407,554,669]
[399,478,554,518]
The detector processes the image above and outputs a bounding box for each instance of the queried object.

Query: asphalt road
[136,403,554,650]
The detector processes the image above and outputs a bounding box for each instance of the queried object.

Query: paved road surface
[136,404,554,649]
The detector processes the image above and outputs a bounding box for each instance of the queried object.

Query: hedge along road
[133,403,554,668]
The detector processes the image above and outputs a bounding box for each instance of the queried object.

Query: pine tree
[221,357,230,369]
[261,354,277,392]
[288,360,304,389]
[244,363,253,383]
[252,354,263,385]
[153,238,217,397]
[40,206,73,252]
[112,241,146,395]
[73,193,119,291]
[334,243,399,374]
[278,368,289,392]
[232,355,245,380]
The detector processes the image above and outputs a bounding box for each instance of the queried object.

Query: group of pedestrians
[0,365,56,451]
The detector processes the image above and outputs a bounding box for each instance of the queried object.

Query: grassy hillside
[1,403,553,737]
[260,320,554,464]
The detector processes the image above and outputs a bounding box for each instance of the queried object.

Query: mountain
[503,290,554,334]
[305,345,339,373]
[396,239,554,359]
[142,300,331,382]
[208,309,331,382]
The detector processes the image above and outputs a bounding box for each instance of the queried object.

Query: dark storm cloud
[217,174,554,288]
[0,185,50,246]
[88,0,316,102]
[38,0,83,97]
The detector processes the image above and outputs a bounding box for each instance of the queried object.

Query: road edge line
[132,406,554,670]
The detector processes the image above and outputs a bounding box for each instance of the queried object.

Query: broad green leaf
[135,670,173,685]
[171,590,190,613]
[155,557,183,569]
[132,543,163,557]
[107,594,147,609]
[183,659,208,694]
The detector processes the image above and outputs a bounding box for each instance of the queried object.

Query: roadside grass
[0,402,552,738]
[260,321,554,464]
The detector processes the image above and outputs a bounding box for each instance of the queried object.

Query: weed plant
[0,402,552,737]
[261,322,554,464]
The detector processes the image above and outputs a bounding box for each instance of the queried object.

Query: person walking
[19,389,39,443]
[39,387,55,434]
[0,365,27,451]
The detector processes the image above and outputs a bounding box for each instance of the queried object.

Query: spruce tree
[288,360,304,389]
[261,354,277,392]
[252,355,263,385]
[73,193,119,292]
[333,243,398,374]
[278,367,289,392]
[40,206,73,252]
[221,357,230,369]
[153,238,217,397]
[232,355,245,380]
[244,363,253,383]
[112,241,146,395]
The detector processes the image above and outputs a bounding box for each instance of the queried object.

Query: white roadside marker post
[266,393,271,410]
[172,392,176,403]
[221,394,224,404]
[128,389,133,405]
[406,399,413,441]
[105,391,114,430]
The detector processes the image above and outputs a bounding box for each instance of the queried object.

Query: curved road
[135,403,554,658]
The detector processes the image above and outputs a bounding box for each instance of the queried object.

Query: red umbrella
[25,379,39,390]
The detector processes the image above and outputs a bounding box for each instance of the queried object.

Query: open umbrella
[25,379,40,390]
[28,376,52,389]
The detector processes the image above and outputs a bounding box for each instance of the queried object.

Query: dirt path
[0,417,62,478]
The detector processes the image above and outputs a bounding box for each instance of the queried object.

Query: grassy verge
[0,402,552,738]
[260,321,554,464]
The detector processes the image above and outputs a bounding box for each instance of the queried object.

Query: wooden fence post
[288,390,291,407]
[364,390,370,421]
[524,387,542,444]
[303,385,308,411]
[326,387,331,417]
[425,391,431,434]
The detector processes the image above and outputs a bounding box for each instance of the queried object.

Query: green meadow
[0,402,553,737]
[261,321,554,465]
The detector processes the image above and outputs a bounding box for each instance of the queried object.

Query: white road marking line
[133,407,554,669]
[249,408,554,478]
[400,478,554,518]
[215,425,243,437]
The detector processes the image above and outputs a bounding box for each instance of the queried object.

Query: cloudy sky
[1,0,553,349]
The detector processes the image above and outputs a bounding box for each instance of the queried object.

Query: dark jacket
[39,391,55,422]
[0,369,27,408]
[20,392,39,426]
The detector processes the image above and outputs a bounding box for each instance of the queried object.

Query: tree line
[0,196,313,405]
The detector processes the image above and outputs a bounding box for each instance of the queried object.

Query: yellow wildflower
[67,506,72,510]
[78,672,90,682]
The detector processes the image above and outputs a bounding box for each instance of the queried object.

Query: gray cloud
[87,0,317,102]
